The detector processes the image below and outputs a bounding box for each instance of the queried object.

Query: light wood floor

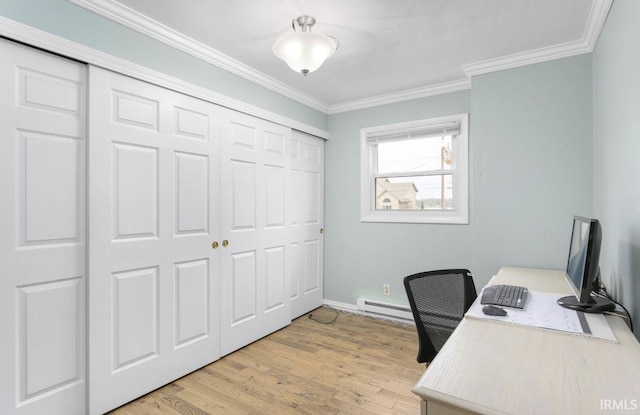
[109,306,425,415]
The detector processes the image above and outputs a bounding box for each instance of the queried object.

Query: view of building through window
[375,135,454,210]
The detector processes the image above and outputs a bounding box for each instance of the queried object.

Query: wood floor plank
[109,307,425,415]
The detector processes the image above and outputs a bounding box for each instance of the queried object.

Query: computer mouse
[482,305,508,316]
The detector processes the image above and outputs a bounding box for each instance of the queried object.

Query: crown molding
[584,0,615,46]
[461,40,590,78]
[67,0,613,114]
[0,15,330,139]
[67,0,329,113]
[463,0,613,78]
[69,0,471,115]
[327,79,471,114]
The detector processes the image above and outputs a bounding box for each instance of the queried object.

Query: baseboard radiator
[356,298,413,322]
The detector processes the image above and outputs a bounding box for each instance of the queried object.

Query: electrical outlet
[383,284,391,296]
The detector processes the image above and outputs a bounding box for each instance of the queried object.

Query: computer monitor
[557,216,614,313]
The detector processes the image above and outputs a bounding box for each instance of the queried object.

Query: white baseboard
[322,299,414,325]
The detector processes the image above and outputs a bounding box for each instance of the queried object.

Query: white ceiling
[72,0,611,113]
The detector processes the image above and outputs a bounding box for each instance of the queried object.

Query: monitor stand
[557,295,615,313]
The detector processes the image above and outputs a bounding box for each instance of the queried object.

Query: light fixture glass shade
[272,26,338,75]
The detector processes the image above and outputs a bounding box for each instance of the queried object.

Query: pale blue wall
[325,92,473,305]
[470,55,594,289]
[593,0,640,336]
[0,0,328,131]
[325,56,593,306]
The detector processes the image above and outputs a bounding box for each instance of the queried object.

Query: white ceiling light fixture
[273,15,338,76]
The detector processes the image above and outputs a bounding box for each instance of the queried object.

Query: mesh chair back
[404,269,477,363]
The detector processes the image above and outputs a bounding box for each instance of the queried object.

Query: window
[360,114,468,224]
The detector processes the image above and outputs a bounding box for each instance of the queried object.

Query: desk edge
[412,385,508,415]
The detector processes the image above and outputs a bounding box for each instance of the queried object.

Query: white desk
[412,267,640,415]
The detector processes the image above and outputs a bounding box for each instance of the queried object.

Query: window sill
[360,209,468,225]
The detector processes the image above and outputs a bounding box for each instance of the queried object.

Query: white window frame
[360,113,469,224]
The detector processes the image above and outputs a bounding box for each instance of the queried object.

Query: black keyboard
[481,284,528,309]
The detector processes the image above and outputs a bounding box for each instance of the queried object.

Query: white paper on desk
[466,290,617,342]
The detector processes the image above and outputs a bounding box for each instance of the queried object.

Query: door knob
[211,241,219,249]
[320,228,324,234]
[222,240,229,247]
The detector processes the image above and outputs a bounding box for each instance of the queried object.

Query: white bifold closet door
[290,131,325,318]
[0,39,87,415]
[0,36,322,415]
[88,67,221,414]
[219,111,293,355]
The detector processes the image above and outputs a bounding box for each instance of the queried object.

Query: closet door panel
[175,152,209,234]
[304,239,321,293]
[230,159,257,229]
[88,67,220,415]
[112,142,159,239]
[220,111,291,355]
[112,267,159,368]
[265,245,286,310]
[174,259,210,346]
[230,250,258,323]
[290,131,325,318]
[265,164,286,227]
[22,132,83,242]
[0,38,86,415]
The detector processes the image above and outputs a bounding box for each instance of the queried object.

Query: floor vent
[356,298,413,321]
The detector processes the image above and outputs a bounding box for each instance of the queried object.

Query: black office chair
[404,269,477,364]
